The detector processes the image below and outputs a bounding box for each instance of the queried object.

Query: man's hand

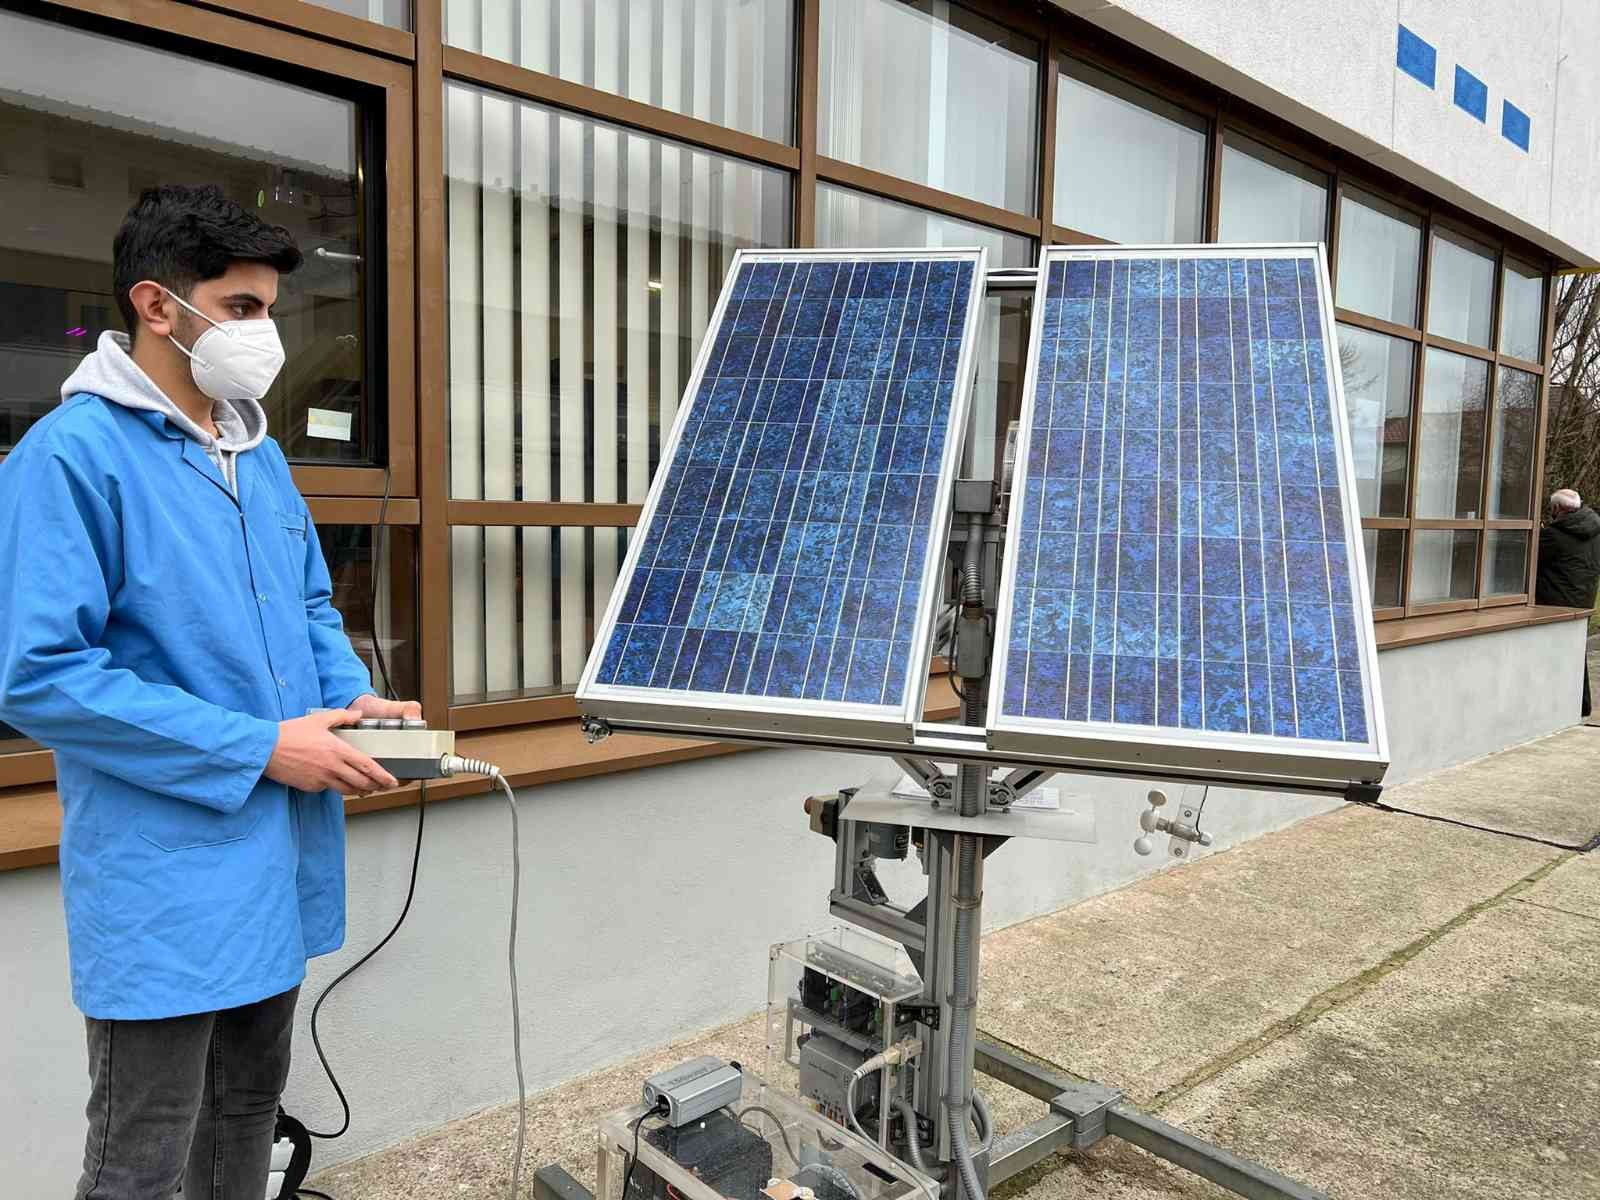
[348,693,424,723]
[265,708,399,795]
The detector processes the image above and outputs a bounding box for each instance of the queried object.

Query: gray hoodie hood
[61,331,268,491]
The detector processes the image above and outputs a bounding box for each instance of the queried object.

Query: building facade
[1,0,1595,1188]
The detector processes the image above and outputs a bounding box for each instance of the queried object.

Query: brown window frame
[0,0,1571,793]
[1326,181,1554,620]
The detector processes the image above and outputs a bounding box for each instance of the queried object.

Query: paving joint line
[1138,849,1576,1113]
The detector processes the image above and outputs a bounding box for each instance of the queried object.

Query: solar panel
[987,246,1388,788]
[578,248,988,744]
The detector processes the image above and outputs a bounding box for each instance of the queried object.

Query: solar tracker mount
[578,245,1389,803]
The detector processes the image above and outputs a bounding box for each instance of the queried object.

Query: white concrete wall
[0,618,1587,1193]
[1054,0,1600,267]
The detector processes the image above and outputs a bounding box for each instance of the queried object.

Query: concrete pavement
[308,725,1600,1200]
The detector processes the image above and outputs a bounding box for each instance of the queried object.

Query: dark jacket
[1535,506,1600,609]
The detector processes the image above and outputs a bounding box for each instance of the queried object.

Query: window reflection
[820,0,1039,213]
[0,10,373,461]
[1055,58,1206,244]
[1337,324,1414,518]
[1415,349,1489,520]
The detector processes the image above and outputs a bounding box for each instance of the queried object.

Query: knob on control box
[313,711,456,780]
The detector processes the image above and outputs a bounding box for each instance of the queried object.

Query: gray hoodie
[60,331,268,493]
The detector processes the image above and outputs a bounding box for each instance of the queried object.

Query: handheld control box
[317,712,457,780]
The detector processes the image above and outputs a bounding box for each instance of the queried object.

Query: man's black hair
[113,184,303,341]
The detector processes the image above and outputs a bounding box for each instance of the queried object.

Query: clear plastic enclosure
[597,1069,937,1200]
[765,927,924,1148]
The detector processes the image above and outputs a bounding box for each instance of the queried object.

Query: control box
[324,716,456,780]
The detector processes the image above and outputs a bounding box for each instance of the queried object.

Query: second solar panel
[987,245,1388,790]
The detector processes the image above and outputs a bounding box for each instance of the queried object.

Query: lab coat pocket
[138,811,264,852]
[280,510,308,540]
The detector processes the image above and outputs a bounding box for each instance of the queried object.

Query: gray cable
[739,1105,799,1167]
[971,1089,993,1155]
[894,1099,929,1173]
[844,1071,870,1141]
[495,770,527,1200]
[448,757,527,1200]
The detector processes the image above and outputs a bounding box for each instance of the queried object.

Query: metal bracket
[894,756,951,801]
[1048,1081,1123,1150]
[579,716,612,744]
[990,767,1054,809]
[896,998,941,1030]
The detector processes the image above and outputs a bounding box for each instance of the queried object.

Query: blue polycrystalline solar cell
[995,252,1375,750]
[589,253,979,716]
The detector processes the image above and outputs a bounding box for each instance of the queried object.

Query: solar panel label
[579,248,988,745]
[987,245,1388,789]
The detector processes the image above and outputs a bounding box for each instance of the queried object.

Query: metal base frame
[976,1040,1328,1200]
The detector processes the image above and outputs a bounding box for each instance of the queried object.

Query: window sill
[1373,604,1591,651]
[0,679,962,873]
[4,602,1590,874]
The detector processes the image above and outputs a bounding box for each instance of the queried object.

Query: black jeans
[74,986,299,1200]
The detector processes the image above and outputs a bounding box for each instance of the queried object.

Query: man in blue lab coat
[0,185,420,1199]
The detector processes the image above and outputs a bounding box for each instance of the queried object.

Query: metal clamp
[989,767,1054,810]
[895,756,951,801]
[579,717,612,745]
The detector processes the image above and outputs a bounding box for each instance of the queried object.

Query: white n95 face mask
[152,284,286,402]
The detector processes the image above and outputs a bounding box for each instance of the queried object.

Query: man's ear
[127,281,178,341]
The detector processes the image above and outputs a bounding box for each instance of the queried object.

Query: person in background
[1535,487,1600,718]
[0,185,420,1199]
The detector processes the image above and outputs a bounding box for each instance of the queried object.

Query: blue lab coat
[0,394,374,1019]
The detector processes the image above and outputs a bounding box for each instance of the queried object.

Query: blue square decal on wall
[1502,100,1531,151]
[1396,25,1436,88]
[1454,65,1488,123]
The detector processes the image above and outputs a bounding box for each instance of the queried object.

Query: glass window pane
[1053,58,1206,244]
[1415,349,1490,519]
[322,524,420,700]
[1499,258,1545,362]
[1410,529,1479,604]
[815,183,1033,268]
[1488,367,1538,519]
[303,0,410,29]
[1335,188,1422,326]
[445,0,794,144]
[444,82,790,506]
[0,10,373,461]
[451,525,632,703]
[1484,529,1529,597]
[1218,133,1329,243]
[819,0,1039,214]
[1337,324,1414,517]
[1362,528,1405,609]
[964,293,1032,482]
[1427,227,1497,348]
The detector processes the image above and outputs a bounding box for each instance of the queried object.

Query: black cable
[622,1102,666,1200]
[301,777,428,1140]
[1349,795,1600,853]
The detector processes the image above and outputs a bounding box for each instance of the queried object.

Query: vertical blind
[445,78,788,703]
[444,0,794,144]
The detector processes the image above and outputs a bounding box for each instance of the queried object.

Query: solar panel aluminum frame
[577,246,991,747]
[985,243,1390,793]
